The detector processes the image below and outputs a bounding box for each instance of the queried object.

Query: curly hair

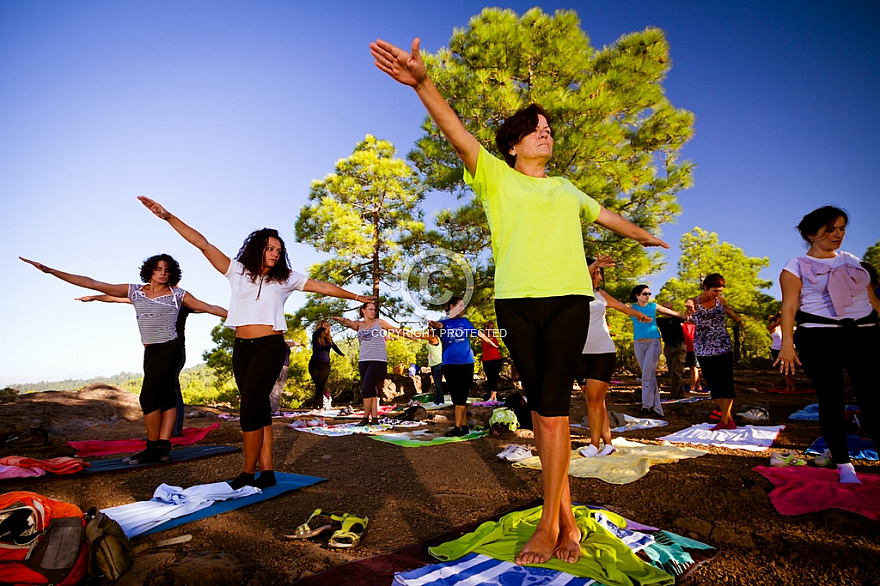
[235,228,291,283]
[796,206,848,244]
[139,254,182,286]
[495,104,552,168]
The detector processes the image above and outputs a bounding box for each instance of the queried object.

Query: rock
[709,524,756,549]
[116,552,177,586]
[673,517,713,538]
[161,551,244,585]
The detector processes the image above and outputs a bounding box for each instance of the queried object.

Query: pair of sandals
[288,508,368,548]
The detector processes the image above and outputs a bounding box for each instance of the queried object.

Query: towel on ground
[789,403,859,421]
[660,396,710,405]
[427,505,673,586]
[0,456,88,476]
[657,423,785,452]
[102,481,259,538]
[371,428,487,447]
[67,424,220,457]
[512,438,706,484]
[754,465,880,521]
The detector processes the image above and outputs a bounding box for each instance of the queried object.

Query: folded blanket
[0,456,88,474]
[657,423,785,452]
[512,438,706,484]
[0,464,46,479]
[805,435,877,461]
[67,423,220,457]
[754,465,880,521]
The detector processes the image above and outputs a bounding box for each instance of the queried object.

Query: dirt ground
[2,367,878,586]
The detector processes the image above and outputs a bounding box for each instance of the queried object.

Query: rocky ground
[1,368,878,586]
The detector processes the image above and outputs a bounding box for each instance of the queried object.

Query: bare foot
[515,526,556,565]
[554,525,582,563]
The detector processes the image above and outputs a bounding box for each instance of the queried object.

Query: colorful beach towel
[657,423,785,452]
[512,438,706,484]
[754,465,880,521]
[67,423,220,456]
[370,428,488,447]
[805,435,877,461]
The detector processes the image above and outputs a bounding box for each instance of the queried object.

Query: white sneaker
[496,445,518,460]
[579,445,599,458]
[504,445,534,462]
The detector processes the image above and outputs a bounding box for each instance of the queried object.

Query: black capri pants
[495,295,591,417]
[444,363,475,406]
[233,335,289,432]
[697,352,736,399]
[309,358,332,408]
[359,361,387,399]
[141,339,184,414]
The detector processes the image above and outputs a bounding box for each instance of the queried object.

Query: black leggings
[495,295,591,417]
[794,325,880,464]
[444,363,475,406]
[483,359,503,392]
[233,335,288,432]
[309,358,331,408]
[697,352,736,399]
[141,339,184,414]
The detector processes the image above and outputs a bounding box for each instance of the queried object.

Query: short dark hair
[796,206,848,244]
[630,284,649,302]
[445,296,464,312]
[702,273,725,290]
[139,254,182,286]
[585,256,604,282]
[235,228,291,283]
[495,104,552,168]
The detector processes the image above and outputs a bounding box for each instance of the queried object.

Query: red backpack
[0,491,89,586]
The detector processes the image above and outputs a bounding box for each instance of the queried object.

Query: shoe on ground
[638,408,653,416]
[770,451,807,467]
[738,407,769,422]
[504,445,534,462]
[497,444,518,459]
[444,426,462,437]
[358,417,370,427]
[810,450,834,467]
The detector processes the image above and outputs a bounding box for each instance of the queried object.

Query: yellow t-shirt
[464,146,600,299]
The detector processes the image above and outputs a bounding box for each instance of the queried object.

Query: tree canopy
[412,7,694,283]
[863,239,880,270]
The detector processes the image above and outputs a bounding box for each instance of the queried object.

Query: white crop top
[782,251,872,327]
[582,292,616,355]
[224,259,307,331]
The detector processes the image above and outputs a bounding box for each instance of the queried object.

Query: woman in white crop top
[777,206,880,484]
[139,196,372,489]
[20,254,226,464]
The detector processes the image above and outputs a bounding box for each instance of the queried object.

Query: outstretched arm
[656,305,687,320]
[600,290,652,322]
[137,196,231,275]
[775,270,802,374]
[331,316,360,332]
[20,257,128,297]
[75,295,131,304]
[302,279,375,304]
[477,330,499,348]
[370,38,480,175]
[181,292,228,319]
[594,208,669,249]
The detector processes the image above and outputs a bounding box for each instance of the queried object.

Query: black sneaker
[444,426,462,437]
[639,408,653,416]
[459,425,470,436]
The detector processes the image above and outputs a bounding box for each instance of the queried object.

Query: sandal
[287,509,345,539]
[328,514,368,548]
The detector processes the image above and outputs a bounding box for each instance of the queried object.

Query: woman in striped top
[20,254,226,464]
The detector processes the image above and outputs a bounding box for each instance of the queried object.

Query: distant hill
[7,364,212,394]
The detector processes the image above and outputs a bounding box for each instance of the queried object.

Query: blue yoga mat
[140,471,325,536]
[805,435,877,461]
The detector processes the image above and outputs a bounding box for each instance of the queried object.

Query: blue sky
[2,0,878,385]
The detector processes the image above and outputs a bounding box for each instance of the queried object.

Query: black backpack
[503,393,532,430]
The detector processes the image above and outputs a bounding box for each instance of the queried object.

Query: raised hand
[19,257,51,273]
[137,195,170,220]
[370,38,426,88]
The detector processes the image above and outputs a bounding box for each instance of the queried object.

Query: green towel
[428,505,674,586]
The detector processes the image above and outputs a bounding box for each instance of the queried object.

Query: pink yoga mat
[67,423,219,457]
[754,465,880,521]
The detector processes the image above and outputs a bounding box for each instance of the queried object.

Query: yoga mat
[805,435,877,461]
[370,429,488,447]
[67,424,220,456]
[139,472,325,536]
[0,445,240,486]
